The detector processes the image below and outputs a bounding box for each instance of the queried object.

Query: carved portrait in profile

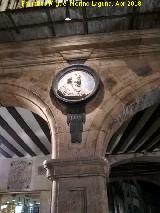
[57,71,95,100]
[52,65,100,103]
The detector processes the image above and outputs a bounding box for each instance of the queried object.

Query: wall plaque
[7,160,32,191]
[51,65,100,143]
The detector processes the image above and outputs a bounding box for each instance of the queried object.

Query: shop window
[0,193,40,213]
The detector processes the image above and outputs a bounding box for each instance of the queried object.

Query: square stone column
[43,158,109,213]
[40,191,51,213]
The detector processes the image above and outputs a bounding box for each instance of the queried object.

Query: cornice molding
[0,29,160,69]
[43,158,108,181]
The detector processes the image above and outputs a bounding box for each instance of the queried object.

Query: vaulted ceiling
[0,107,51,158]
[0,0,160,43]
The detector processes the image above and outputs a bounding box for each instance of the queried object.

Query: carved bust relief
[52,65,99,103]
[57,71,95,99]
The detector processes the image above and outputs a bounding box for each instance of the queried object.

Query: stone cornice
[43,158,108,181]
[0,29,160,69]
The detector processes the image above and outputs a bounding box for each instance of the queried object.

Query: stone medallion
[52,65,99,104]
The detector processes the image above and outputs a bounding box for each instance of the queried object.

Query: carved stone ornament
[43,158,108,181]
[52,64,99,104]
[51,65,100,143]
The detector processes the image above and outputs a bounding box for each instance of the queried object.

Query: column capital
[43,158,108,181]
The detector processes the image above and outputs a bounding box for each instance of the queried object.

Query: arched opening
[0,106,52,212]
[0,82,55,213]
[92,81,160,157]
[108,179,160,213]
[0,82,56,158]
[106,102,160,213]
[106,101,160,158]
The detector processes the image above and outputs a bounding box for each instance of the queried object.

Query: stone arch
[87,77,160,157]
[0,82,57,158]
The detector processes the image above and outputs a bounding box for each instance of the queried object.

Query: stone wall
[0,28,159,213]
[0,29,159,160]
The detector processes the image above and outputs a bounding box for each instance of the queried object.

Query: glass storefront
[0,193,40,213]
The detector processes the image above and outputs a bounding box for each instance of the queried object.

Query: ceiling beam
[120,104,158,153]
[107,119,131,154]
[0,134,24,157]
[0,10,160,32]
[45,8,55,36]
[146,135,160,152]
[82,6,88,34]
[0,114,36,156]
[7,107,50,155]
[32,112,51,143]
[132,115,160,152]
[6,12,20,34]
[0,146,11,158]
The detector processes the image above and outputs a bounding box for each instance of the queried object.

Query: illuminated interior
[0,193,40,213]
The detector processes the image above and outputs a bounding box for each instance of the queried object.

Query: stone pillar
[40,191,51,213]
[43,158,109,213]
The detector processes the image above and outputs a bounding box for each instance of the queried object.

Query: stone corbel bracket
[43,158,109,181]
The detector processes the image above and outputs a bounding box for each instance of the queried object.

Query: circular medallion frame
[52,65,100,104]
